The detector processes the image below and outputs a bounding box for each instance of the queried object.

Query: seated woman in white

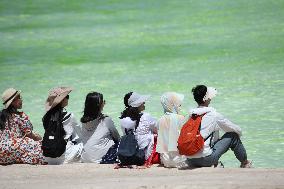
[80,92,120,163]
[156,92,187,168]
[120,92,157,164]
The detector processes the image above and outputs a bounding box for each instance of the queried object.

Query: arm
[62,112,83,142]
[105,117,120,143]
[25,132,42,141]
[215,112,242,136]
[18,112,42,141]
[142,113,157,134]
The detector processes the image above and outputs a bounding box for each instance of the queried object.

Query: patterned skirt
[0,137,45,165]
[100,143,119,164]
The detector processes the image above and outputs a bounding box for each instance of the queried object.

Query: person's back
[42,87,83,165]
[187,107,242,158]
[119,92,158,166]
[80,92,120,164]
[156,92,187,168]
[81,116,119,163]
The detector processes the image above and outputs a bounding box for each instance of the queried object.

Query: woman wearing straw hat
[42,87,83,165]
[156,92,187,168]
[0,88,44,165]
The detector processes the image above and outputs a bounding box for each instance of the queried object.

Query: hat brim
[4,90,21,109]
[206,87,217,100]
[45,88,72,112]
[130,95,150,107]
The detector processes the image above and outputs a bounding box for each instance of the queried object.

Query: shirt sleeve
[215,112,242,136]
[142,113,157,131]
[105,117,120,142]
[63,112,82,141]
[18,112,33,134]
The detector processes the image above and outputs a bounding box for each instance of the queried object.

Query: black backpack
[117,129,145,166]
[41,111,67,158]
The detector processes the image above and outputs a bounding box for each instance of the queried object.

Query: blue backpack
[117,129,145,166]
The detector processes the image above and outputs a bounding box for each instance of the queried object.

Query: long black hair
[119,92,142,128]
[42,104,64,130]
[81,92,106,123]
[0,106,18,130]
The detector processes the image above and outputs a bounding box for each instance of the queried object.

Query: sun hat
[128,92,150,107]
[45,87,72,112]
[2,88,21,109]
[202,87,217,102]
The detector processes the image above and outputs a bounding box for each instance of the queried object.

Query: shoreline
[1,164,284,189]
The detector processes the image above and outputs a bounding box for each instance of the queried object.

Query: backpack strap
[196,113,214,147]
[125,128,134,135]
[204,132,213,141]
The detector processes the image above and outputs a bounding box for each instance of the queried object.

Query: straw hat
[45,87,72,112]
[2,88,21,109]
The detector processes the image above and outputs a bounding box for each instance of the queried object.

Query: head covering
[1,88,21,109]
[203,87,217,102]
[128,92,150,107]
[45,87,72,112]
[160,92,184,114]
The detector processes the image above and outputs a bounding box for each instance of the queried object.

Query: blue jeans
[187,132,247,167]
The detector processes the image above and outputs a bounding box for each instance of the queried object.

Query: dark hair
[192,85,207,104]
[0,106,18,130]
[42,104,63,130]
[81,92,106,123]
[120,92,142,128]
[123,92,133,108]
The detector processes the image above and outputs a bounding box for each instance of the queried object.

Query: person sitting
[0,88,44,165]
[120,92,158,166]
[186,85,252,168]
[156,92,187,168]
[42,87,83,165]
[80,92,120,163]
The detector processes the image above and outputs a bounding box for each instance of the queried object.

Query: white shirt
[81,117,120,163]
[120,112,157,159]
[187,107,242,158]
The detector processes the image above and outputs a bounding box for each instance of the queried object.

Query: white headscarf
[157,92,185,153]
[160,92,184,114]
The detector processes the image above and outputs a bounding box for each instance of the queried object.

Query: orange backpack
[177,114,211,156]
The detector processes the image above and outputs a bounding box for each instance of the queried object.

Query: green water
[1,0,284,168]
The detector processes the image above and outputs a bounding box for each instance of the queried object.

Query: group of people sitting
[0,85,252,168]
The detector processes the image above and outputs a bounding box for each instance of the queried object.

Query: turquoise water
[1,0,284,168]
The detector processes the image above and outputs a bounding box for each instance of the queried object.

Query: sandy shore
[0,164,283,189]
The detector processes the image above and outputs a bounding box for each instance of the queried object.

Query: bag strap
[196,113,214,146]
[125,128,134,135]
[204,132,213,141]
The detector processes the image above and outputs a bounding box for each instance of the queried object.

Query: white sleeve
[142,112,157,130]
[215,112,242,136]
[62,113,82,141]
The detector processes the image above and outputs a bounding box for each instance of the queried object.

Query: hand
[33,133,42,141]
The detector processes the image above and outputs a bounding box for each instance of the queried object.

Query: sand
[0,164,283,189]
